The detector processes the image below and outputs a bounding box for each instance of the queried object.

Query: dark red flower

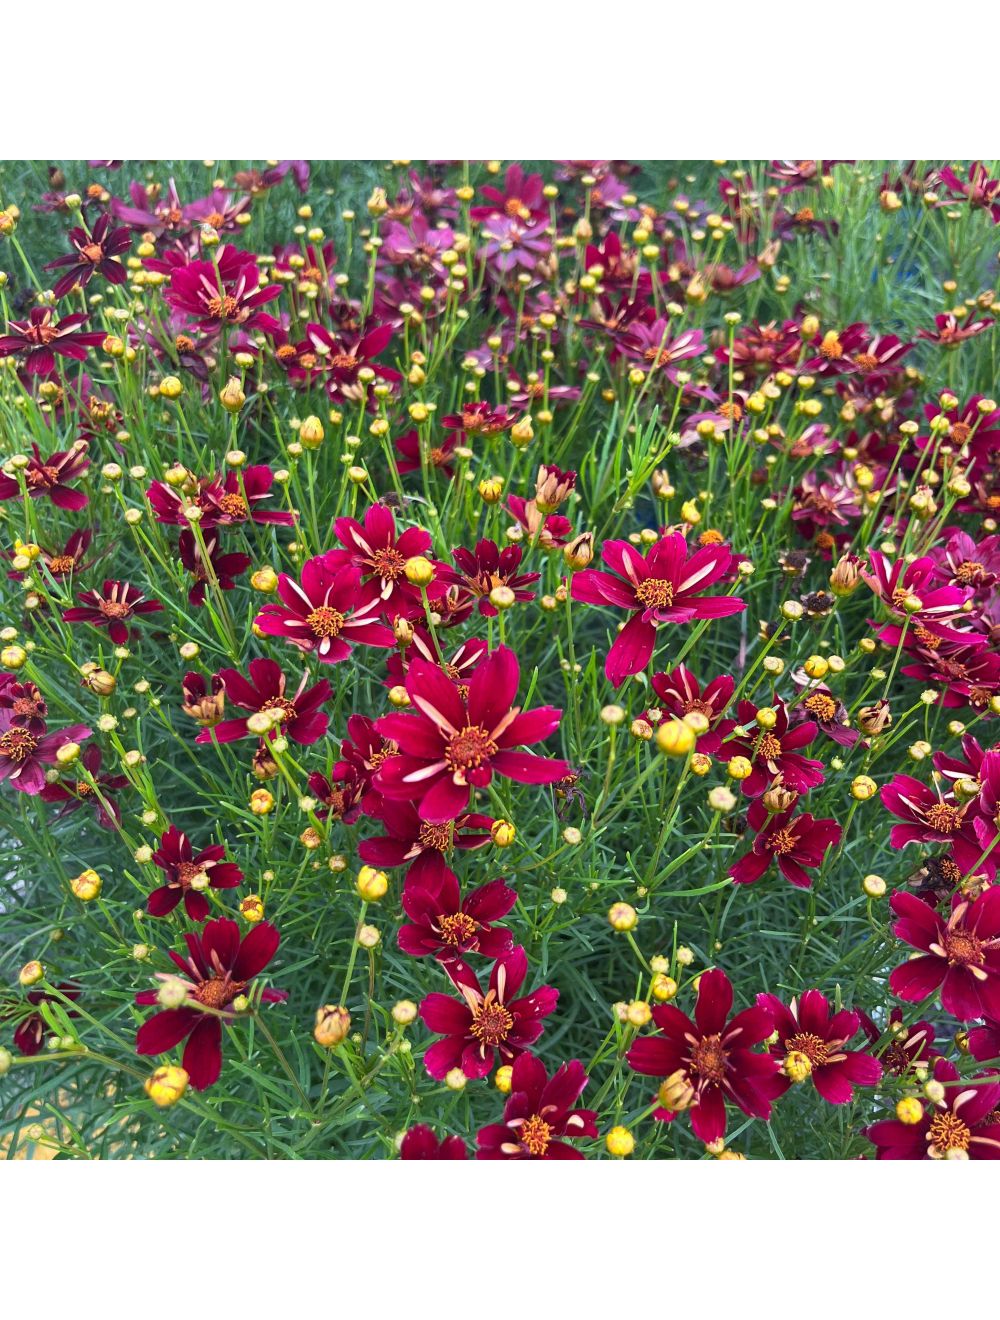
[572,535,745,688]
[398,866,515,962]
[859,1008,935,1076]
[136,917,285,1090]
[10,984,79,1056]
[471,164,547,223]
[359,798,493,883]
[177,530,250,606]
[865,1057,1000,1159]
[647,666,734,753]
[880,772,983,875]
[626,968,779,1144]
[716,697,826,797]
[0,710,91,796]
[199,466,297,529]
[889,889,1000,1021]
[375,645,567,823]
[301,321,401,401]
[328,502,440,617]
[8,528,93,584]
[476,1054,598,1159]
[196,658,330,747]
[146,825,243,921]
[756,989,882,1103]
[439,539,540,617]
[0,440,90,510]
[383,628,486,692]
[253,557,395,664]
[0,676,48,736]
[418,946,558,1079]
[165,254,280,334]
[39,743,127,829]
[399,1125,467,1160]
[0,308,105,375]
[729,799,841,889]
[395,428,458,478]
[44,213,130,300]
[63,579,163,645]
[440,401,516,436]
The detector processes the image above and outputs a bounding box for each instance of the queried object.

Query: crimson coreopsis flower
[440,401,516,437]
[439,539,540,617]
[327,502,440,617]
[8,528,93,584]
[0,710,91,796]
[399,1125,467,1160]
[302,321,401,400]
[476,1054,598,1160]
[0,308,105,375]
[398,867,515,962]
[617,319,706,380]
[360,798,493,882]
[572,535,745,688]
[178,530,250,606]
[165,255,280,333]
[200,466,297,529]
[0,440,90,509]
[419,946,558,1079]
[44,213,130,300]
[859,1008,936,1076]
[395,428,458,478]
[889,889,1000,1021]
[196,658,330,747]
[729,799,841,889]
[253,558,395,664]
[880,772,984,874]
[647,666,734,753]
[181,671,225,727]
[470,164,547,222]
[10,985,79,1056]
[63,579,163,645]
[918,311,994,346]
[0,676,48,735]
[790,679,859,747]
[861,550,975,644]
[931,529,1000,594]
[334,713,399,816]
[969,1018,1000,1064]
[374,645,568,824]
[136,918,285,1090]
[934,161,1000,219]
[307,764,367,825]
[756,990,882,1103]
[626,969,779,1144]
[865,1058,1000,1160]
[147,825,243,921]
[716,697,826,797]
[39,743,128,829]
[384,628,487,693]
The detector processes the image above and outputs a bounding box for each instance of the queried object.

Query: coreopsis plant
[2,156,1000,1162]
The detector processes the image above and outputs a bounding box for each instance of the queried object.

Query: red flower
[374,645,567,823]
[398,866,515,962]
[571,535,745,688]
[200,467,297,529]
[328,502,440,617]
[359,798,493,883]
[418,946,558,1079]
[63,579,163,645]
[729,799,841,889]
[889,889,1000,1021]
[470,164,547,223]
[7,528,93,583]
[0,308,105,375]
[439,539,540,617]
[865,1057,1000,1159]
[859,1008,935,1076]
[395,428,458,478]
[0,440,90,510]
[647,666,734,753]
[196,658,330,747]
[0,710,91,796]
[880,772,983,875]
[178,531,250,606]
[383,628,486,692]
[0,676,48,735]
[626,968,779,1144]
[476,1054,598,1159]
[440,401,516,436]
[39,743,128,829]
[165,254,280,333]
[253,557,395,664]
[301,321,401,401]
[147,825,244,921]
[861,550,974,645]
[756,990,882,1103]
[44,213,130,300]
[136,917,285,1090]
[716,697,826,797]
[399,1125,467,1160]
[10,985,79,1056]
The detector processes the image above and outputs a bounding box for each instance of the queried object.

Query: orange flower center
[438,912,478,945]
[445,725,497,772]
[955,560,985,585]
[925,803,962,833]
[80,242,104,264]
[942,926,985,967]
[768,827,798,856]
[418,822,453,851]
[0,728,38,761]
[47,555,76,574]
[98,599,130,619]
[470,993,513,1046]
[784,1031,832,1067]
[306,606,346,638]
[330,353,360,371]
[369,546,406,580]
[218,493,248,520]
[854,353,879,372]
[928,1111,971,1153]
[950,421,972,443]
[176,861,206,889]
[755,732,783,761]
[804,693,837,721]
[690,1035,727,1083]
[206,294,239,320]
[194,976,245,1010]
[635,577,675,609]
[519,1113,553,1156]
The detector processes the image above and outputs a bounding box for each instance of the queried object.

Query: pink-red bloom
[0,441,90,510]
[756,990,882,1103]
[45,213,130,300]
[359,798,493,883]
[729,799,841,888]
[63,579,163,645]
[0,710,91,796]
[196,658,330,747]
[399,1125,467,1159]
[398,867,516,962]
[438,539,540,617]
[865,1057,1000,1159]
[147,825,243,921]
[254,557,395,664]
[889,889,1000,1021]
[716,697,826,797]
[0,308,105,375]
[476,1053,598,1159]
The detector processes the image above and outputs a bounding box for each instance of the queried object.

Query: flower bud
[144,1064,189,1108]
[250,788,274,815]
[491,819,516,847]
[851,775,878,801]
[19,960,44,987]
[356,865,389,901]
[563,532,594,571]
[606,1125,635,1157]
[657,1070,695,1112]
[895,1096,924,1125]
[299,415,325,449]
[70,869,102,901]
[782,1050,813,1083]
[651,974,678,1002]
[479,476,504,504]
[240,894,264,923]
[656,719,696,758]
[727,755,753,780]
[608,902,638,932]
[863,874,887,898]
[314,1004,351,1047]
[404,556,435,587]
[159,375,183,400]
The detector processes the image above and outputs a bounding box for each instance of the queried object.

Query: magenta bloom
[889,889,1000,1021]
[375,645,567,823]
[165,255,280,333]
[716,698,826,797]
[0,710,91,796]
[11,985,79,1056]
[0,441,90,510]
[399,867,516,962]
[418,946,558,1080]
[969,1019,1000,1064]
[439,539,540,617]
[880,772,982,874]
[861,550,974,644]
[63,579,163,645]
[178,531,249,606]
[328,502,439,617]
[200,467,297,529]
[39,743,127,829]
[136,918,285,1090]
[756,990,882,1103]
[471,164,547,222]
[572,535,745,688]
[647,666,734,753]
[626,969,779,1144]
[476,1054,598,1160]
[197,658,330,747]
[399,1125,467,1160]
[359,798,493,883]
[254,558,395,664]
[302,321,401,400]
[865,1058,1000,1160]
[0,308,105,375]
[147,825,243,921]
[0,677,48,736]
[44,213,130,300]
[729,799,841,889]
